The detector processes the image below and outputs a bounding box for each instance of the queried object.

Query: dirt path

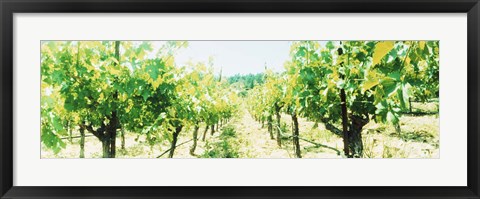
[169,107,345,158]
[231,109,293,158]
[42,105,438,158]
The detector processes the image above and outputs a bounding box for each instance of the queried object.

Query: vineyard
[41,41,439,158]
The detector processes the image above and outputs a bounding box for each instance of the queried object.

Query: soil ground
[42,103,439,159]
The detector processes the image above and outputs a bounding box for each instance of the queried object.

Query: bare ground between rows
[42,108,439,158]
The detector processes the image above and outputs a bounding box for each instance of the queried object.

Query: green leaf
[139,42,153,51]
[52,116,64,132]
[296,47,307,57]
[142,90,150,101]
[388,47,398,61]
[126,80,136,96]
[386,110,399,124]
[373,86,385,105]
[326,42,335,50]
[388,72,401,81]
[321,51,332,63]
[398,82,411,110]
[397,86,406,110]
[41,124,66,154]
[356,51,366,62]
[51,70,64,84]
[381,78,398,97]
[375,100,387,114]
[146,60,165,80]
[64,95,76,111]
[375,100,388,123]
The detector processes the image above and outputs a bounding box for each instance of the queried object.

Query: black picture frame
[1,0,479,198]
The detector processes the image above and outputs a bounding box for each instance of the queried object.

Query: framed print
[1,0,479,198]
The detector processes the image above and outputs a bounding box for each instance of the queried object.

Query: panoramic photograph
[41,40,439,158]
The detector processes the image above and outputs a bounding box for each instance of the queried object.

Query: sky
[172,41,292,77]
